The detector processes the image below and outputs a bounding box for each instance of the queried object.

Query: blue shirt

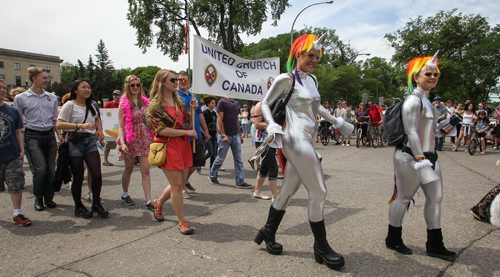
[13,88,58,131]
[177,90,202,141]
[0,104,24,163]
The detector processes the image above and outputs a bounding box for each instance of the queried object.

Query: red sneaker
[13,214,32,227]
[153,199,164,222]
[178,220,194,235]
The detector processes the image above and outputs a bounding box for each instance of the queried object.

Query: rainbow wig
[286,34,323,73]
[406,56,440,93]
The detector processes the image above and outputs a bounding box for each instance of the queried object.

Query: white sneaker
[86,192,92,202]
[494,146,499,150]
[182,191,191,199]
[345,143,350,147]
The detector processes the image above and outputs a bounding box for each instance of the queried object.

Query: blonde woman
[146,69,197,235]
[117,75,153,209]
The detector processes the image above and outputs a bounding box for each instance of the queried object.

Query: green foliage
[385,10,500,104]
[127,0,290,58]
[237,27,399,106]
[131,66,161,92]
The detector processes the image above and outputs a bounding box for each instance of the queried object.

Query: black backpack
[382,96,422,147]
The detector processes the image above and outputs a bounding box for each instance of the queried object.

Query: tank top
[462,112,474,126]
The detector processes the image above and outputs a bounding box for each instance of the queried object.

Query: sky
[1,0,498,72]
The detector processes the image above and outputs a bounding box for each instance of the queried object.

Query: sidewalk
[0,141,498,276]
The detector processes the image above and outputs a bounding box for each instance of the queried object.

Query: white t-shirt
[58,101,98,134]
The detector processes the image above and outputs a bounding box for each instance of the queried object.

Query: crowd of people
[0,33,499,271]
[305,97,500,152]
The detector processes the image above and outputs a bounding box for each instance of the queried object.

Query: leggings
[255,142,278,181]
[69,151,102,208]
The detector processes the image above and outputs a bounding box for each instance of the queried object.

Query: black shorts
[192,140,206,167]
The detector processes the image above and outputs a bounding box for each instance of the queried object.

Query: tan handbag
[148,102,178,166]
[148,142,167,166]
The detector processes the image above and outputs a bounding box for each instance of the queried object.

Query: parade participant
[250,102,278,200]
[56,80,108,218]
[146,69,196,235]
[175,71,210,198]
[117,76,153,209]
[254,33,354,270]
[386,52,456,261]
[0,79,32,226]
[14,67,61,211]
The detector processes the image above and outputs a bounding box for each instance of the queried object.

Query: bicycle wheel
[356,128,362,148]
[371,129,379,148]
[468,138,478,155]
[320,129,330,146]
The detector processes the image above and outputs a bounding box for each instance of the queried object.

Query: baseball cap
[433,96,442,101]
[112,90,121,95]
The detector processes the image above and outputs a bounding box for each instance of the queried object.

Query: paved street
[0,140,499,276]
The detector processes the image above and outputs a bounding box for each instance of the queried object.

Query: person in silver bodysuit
[253,34,353,270]
[385,52,457,261]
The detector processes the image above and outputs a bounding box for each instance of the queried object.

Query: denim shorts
[68,134,98,157]
[0,159,25,193]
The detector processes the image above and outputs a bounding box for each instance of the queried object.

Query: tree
[93,40,115,100]
[131,65,161,92]
[61,64,79,85]
[385,10,500,103]
[360,57,405,103]
[127,0,290,59]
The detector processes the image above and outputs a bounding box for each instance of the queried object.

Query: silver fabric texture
[389,87,443,229]
[261,71,339,222]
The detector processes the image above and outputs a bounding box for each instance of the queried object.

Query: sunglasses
[423,72,440,78]
[130,83,141,88]
[302,53,321,61]
[170,78,179,83]
[178,77,189,83]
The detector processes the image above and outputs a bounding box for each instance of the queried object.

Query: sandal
[102,161,114,166]
[178,220,194,235]
[153,199,164,222]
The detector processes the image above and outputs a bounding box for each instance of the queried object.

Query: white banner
[192,35,280,101]
[100,108,119,142]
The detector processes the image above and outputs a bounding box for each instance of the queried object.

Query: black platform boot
[426,229,457,261]
[385,225,413,254]
[309,220,345,270]
[254,205,286,255]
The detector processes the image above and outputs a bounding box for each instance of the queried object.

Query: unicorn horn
[313,31,329,50]
[426,50,439,68]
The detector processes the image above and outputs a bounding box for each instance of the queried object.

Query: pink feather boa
[121,95,150,144]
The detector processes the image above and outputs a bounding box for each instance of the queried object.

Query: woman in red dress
[146,69,197,235]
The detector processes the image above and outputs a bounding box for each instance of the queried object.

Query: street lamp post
[290,1,334,46]
[349,52,371,63]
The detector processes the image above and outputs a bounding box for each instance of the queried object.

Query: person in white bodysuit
[254,33,353,270]
[385,52,457,262]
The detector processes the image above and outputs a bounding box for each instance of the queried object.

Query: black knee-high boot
[385,224,412,254]
[309,220,345,270]
[254,205,286,255]
[426,229,457,261]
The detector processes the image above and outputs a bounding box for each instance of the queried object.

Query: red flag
[184,16,189,54]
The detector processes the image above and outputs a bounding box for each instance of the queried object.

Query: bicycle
[318,121,331,146]
[468,130,482,155]
[368,123,383,148]
[355,122,369,148]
